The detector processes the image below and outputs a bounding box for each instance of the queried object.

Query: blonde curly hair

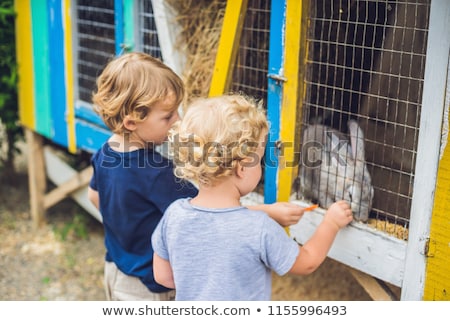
[92,52,185,134]
[169,94,268,186]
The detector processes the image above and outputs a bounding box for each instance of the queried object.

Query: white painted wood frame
[401,0,450,301]
[150,0,185,76]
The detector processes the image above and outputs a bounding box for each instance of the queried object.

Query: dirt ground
[0,155,374,301]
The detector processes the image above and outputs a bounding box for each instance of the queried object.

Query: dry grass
[165,0,226,106]
[368,219,409,240]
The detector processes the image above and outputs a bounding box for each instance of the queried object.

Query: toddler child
[151,94,353,300]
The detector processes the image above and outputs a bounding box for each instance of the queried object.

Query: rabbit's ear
[326,130,341,152]
[348,120,366,162]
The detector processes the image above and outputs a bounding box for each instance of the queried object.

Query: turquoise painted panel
[123,0,135,51]
[115,0,124,54]
[31,0,52,137]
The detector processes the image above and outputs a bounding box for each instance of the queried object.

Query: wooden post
[208,0,248,97]
[25,128,46,228]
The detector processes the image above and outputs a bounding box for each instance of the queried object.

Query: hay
[367,218,409,240]
[165,0,226,106]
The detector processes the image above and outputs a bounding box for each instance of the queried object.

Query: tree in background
[0,0,22,183]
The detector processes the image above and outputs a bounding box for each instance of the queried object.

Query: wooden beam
[25,128,46,228]
[43,166,93,209]
[44,146,102,222]
[209,0,248,96]
[348,267,396,301]
[277,0,307,202]
[403,0,450,300]
[289,199,407,287]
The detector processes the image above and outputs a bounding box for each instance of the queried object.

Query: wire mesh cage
[229,0,271,192]
[230,0,271,102]
[75,0,116,104]
[139,0,163,59]
[295,0,431,239]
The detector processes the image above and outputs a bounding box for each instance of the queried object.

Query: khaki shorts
[104,261,175,301]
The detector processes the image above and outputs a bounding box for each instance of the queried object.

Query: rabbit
[296,120,374,222]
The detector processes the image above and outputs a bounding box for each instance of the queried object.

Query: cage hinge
[268,73,287,83]
[422,237,436,257]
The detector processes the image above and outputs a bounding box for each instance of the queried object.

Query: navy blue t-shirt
[90,142,198,292]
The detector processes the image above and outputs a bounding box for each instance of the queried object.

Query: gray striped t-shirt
[152,198,300,300]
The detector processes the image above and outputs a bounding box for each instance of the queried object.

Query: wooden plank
[289,200,407,287]
[423,57,450,301]
[151,0,184,75]
[402,0,450,300]
[114,0,124,55]
[15,0,35,130]
[31,0,52,138]
[43,167,93,210]
[48,0,68,148]
[348,268,395,301]
[44,147,102,222]
[277,0,304,202]
[123,0,135,52]
[264,0,285,204]
[74,119,111,154]
[63,0,76,153]
[25,129,46,228]
[75,101,109,129]
[209,0,248,96]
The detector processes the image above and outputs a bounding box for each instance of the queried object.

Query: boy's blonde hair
[92,52,185,134]
[169,94,268,186]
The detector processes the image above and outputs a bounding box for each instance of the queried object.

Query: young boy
[88,52,197,300]
[152,94,353,300]
[88,53,305,300]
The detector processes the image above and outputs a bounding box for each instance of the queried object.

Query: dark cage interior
[230,0,271,192]
[297,0,430,228]
[76,0,116,104]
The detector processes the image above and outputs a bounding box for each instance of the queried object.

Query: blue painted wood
[264,0,286,204]
[75,120,111,153]
[115,0,124,55]
[75,101,110,131]
[48,0,68,148]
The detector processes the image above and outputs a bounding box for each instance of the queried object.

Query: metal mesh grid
[230,0,271,102]
[76,0,116,103]
[230,0,270,193]
[139,0,162,59]
[298,0,431,235]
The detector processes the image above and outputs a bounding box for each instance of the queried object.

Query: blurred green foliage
[0,0,22,179]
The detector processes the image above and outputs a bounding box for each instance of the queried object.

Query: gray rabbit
[296,120,374,222]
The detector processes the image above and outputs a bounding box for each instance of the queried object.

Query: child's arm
[288,200,353,275]
[153,253,175,289]
[248,202,305,227]
[88,187,100,209]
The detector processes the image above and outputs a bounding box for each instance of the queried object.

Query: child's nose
[173,111,180,122]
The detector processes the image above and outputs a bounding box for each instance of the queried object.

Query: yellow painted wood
[423,106,450,301]
[15,0,35,129]
[277,0,306,202]
[63,0,76,153]
[208,0,248,97]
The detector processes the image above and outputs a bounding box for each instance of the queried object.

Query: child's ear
[123,115,137,131]
[235,162,245,179]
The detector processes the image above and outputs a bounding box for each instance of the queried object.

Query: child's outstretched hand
[265,202,305,227]
[323,200,353,230]
[248,202,305,227]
